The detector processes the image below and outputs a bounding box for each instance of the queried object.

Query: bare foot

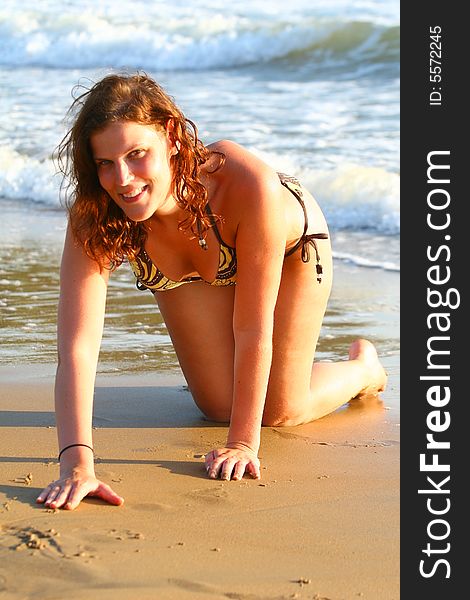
[348,339,388,397]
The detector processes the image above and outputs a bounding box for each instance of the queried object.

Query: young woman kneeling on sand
[37,73,387,511]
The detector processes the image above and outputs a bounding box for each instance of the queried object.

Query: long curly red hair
[56,72,224,268]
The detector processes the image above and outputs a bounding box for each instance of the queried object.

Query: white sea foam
[333,250,399,272]
[302,163,399,234]
[0,147,61,204]
[249,149,399,234]
[0,7,398,71]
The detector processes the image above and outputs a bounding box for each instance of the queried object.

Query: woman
[37,73,387,511]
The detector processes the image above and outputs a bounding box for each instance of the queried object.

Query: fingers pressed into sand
[37,477,74,506]
[36,485,52,504]
[220,457,239,480]
[37,477,124,510]
[208,456,224,479]
[204,450,216,472]
[48,483,73,509]
[205,448,261,480]
[247,461,261,479]
[43,485,62,507]
[232,461,247,481]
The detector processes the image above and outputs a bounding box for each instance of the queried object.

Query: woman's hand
[205,446,261,481]
[36,467,124,510]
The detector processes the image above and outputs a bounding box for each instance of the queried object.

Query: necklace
[196,219,208,251]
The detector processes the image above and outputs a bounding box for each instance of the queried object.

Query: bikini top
[128,172,328,293]
[128,212,237,292]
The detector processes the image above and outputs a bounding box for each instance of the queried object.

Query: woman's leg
[303,339,387,423]
[263,242,387,426]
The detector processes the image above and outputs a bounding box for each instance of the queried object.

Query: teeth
[122,186,145,198]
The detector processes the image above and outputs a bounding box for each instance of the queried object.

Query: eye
[96,159,111,168]
[129,148,145,159]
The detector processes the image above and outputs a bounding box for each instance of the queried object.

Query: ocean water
[0,0,399,373]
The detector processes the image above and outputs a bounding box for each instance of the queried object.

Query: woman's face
[90,120,177,222]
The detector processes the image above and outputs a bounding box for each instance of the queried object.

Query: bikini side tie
[300,233,329,282]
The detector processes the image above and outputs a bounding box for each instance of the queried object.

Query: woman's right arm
[36,224,124,510]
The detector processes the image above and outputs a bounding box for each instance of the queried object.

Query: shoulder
[208,140,282,206]
[208,139,273,177]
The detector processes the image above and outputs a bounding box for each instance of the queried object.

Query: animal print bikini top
[128,172,328,293]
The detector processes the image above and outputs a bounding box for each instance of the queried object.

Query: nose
[114,159,134,186]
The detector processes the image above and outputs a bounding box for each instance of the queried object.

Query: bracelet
[58,443,94,461]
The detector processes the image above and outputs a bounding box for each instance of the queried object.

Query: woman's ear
[166,118,180,156]
[166,118,175,135]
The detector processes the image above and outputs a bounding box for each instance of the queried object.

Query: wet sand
[0,361,399,600]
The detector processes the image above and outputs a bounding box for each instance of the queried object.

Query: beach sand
[0,357,399,600]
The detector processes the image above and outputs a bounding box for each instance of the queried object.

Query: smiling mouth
[120,185,148,202]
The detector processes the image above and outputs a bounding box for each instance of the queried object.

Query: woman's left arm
[206,169,287,480]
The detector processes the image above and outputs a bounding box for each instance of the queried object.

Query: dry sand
[0,360,399,600]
